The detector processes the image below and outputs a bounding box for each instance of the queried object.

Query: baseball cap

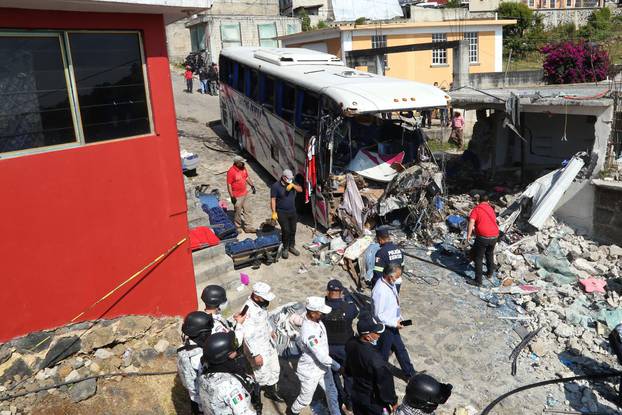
[326,279,344,291]
[252,282,275,301]
[376,225,390,238]
[305,296,332,314]
[282,169,294,180]
[357,317,385,335]
[233,155,246,163]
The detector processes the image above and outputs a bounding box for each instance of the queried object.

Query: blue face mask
[370,339,378,346]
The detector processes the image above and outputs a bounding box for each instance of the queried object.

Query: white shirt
[372,279,401,328]
[297,316,340,373]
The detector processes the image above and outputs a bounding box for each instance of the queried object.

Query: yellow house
[279,19,516,87]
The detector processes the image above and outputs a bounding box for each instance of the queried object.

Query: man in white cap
[270,168,302,259]
[289,296,341,415]
[240,282,284,402]
[227,155,256,233]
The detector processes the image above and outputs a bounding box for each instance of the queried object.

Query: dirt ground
[23,69,597,415]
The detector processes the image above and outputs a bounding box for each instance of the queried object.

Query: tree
[579,7,612,42]
[541,41,609,84]
[354,17,366,26]
[299,9,311,32]
[497,2,542,57]
[445,0,462,8]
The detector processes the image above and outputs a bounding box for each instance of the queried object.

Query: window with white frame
[0,31,151,156]
[258,23,278,48]
[464,32,478,63]
[286,24,298,35]
[221,23,242,48]
[371,34,388,69]
[549,0,556,7]
[566,0,572,6]
[432,33,447,65]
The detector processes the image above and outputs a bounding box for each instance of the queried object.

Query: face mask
[369,339,378,346]
[255,298,270,309]
[219,301,229,311]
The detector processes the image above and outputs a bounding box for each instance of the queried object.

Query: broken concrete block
[609,244,622,258]
[572,258,599,275]
[64,369,81,383]
[554,323,575,338]
[530,338,551,357]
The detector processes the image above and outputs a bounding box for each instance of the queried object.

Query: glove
[251,185,256,194]
[286,183,294,191]
[271,212,278,221]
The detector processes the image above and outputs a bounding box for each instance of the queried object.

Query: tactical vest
[323,301,353,345]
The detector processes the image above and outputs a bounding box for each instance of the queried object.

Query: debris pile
[0,316,181,414]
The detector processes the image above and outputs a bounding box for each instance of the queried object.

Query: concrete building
[521,0,607,28]
[185,0,301,64]
[279,19,514,86]
[450,84,618,241]
[166,17,193,64]
[0,0,206,342]
[280,0,333,26]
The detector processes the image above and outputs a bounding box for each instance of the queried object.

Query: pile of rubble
[0,316,181,414]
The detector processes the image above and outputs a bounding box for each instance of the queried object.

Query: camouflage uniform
[197,371,256,415]
[176,339,203,406]
[240,299,280,386]
[291,316,340,415]
[396,404,434,415]
[213,312,244,346]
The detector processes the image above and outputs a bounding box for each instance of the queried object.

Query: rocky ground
[0,69,620,415]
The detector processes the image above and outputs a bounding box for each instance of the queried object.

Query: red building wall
[0,8,197,342]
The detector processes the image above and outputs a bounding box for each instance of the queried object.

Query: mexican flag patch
[308,336,319,347]
[230,392,244,405]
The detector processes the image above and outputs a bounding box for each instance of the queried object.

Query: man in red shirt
[466,194,499,287]
[227,156,256,233]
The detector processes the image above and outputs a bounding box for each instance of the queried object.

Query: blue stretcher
[225,233,281,270]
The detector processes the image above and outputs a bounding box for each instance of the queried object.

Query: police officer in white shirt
[371,263,415,378]
[290,296,341,415]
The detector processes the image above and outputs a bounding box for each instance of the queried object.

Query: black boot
[264,384,285,402]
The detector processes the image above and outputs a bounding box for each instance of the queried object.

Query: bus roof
[220,47,450,113]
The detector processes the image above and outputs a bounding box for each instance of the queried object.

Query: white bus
[218,47,449,228]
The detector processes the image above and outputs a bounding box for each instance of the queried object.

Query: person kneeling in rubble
[177,311,214,415]
[396,373,453,415]
[466,194,499,287]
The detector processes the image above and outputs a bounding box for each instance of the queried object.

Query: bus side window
[281,83,295,123]
[219,56,229,84]
[244,66,252,97]
[297,90,319,133]
[264,76,275,112]
[250,70,259,101]
[232,63,241,92]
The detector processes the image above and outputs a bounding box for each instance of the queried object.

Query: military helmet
[201,285,227,308]
[181,311,213,344]
[404,373,452,413]
[203,332,235,365]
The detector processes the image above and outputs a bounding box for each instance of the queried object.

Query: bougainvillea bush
[541,41,609,84]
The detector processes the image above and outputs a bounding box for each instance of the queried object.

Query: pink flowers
[541,41,609,84]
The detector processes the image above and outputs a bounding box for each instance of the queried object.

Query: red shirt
[227,165,249,198]
[469,202,499,237]
[184,70,193,80]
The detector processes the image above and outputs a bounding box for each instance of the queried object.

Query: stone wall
[536,8,602,29]
[468,69,544,89]
[593,182,622,245]
[165,18,191,64]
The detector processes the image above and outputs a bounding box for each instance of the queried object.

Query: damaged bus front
[218,47,449,228]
